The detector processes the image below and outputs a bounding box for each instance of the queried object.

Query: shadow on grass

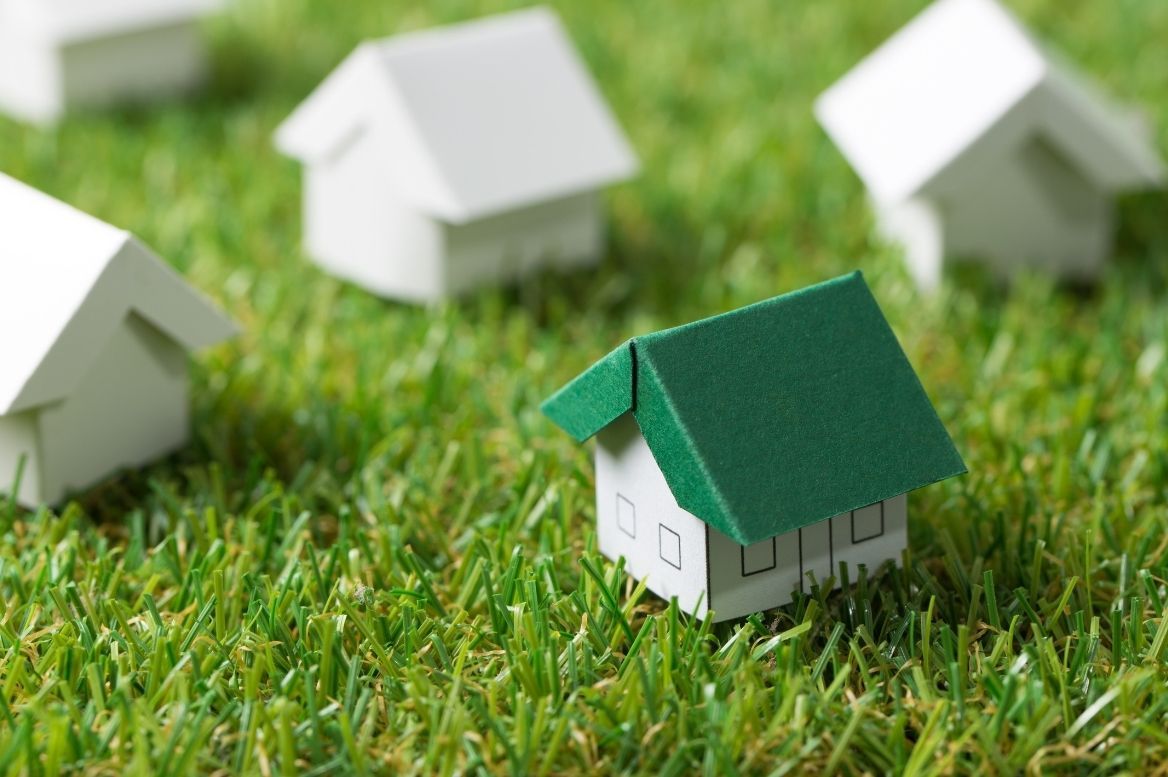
[449,204,710,334]
[63,385,339,528]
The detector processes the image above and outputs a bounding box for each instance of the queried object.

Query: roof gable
[275,7,638,223]
[540,341,633,442]
[543,272,967,545]
[815,0,1164,204]
[1032,65,1166,191]
[0,174,237,414]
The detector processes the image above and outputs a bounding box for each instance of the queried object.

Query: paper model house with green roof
[543,272,966,621]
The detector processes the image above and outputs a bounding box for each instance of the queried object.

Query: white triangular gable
[275,6,638,223]
[816,0,1164,204]
[0,174,236,414]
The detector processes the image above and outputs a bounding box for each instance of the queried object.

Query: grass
[1,0,1168,773]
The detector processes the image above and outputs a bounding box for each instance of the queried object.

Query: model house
[0,0,217,124]
[0,173,236,508]
[542,272,966,622]
[815,0,1165,290]
[275,7,638,302]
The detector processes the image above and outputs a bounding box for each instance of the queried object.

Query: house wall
[904,100,1113,285]
[874,197,945,291]
[938,133,1112,280]
[442,192,603,297]
[303,130,446,302]
[58,21,207,110]
[595,414,909,623]
[706,496,907,622]
[0,23,63,123]
[36,314,189,504]
[595,414,711,619]
[0,412,42,509]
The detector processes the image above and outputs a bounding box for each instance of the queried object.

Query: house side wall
[830,494,907,585]
[918,101,1113,282]
[595,415,910,623]
[939,140,1111,280]
[595,414,709,619]
[303,131,446,302]
[874,197,945,291]
[0,23,62,123]
[707,495,908,622]
[706,523,801,622]
[37,314,189,503]
[58,21,206,109]
[0,412,43,509]
[442,192,603,297]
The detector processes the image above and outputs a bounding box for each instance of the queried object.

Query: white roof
[0,0,217,43]
[276,6,638,223]
[0,173,236,415]
[815,0,1165,204]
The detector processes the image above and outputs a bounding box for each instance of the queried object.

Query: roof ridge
[643,271,864,345]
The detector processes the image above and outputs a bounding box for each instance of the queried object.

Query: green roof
[542,272,966,546]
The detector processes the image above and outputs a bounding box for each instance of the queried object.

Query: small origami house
[543,273,966,622]
[0,174,236,507]
[0,0,216,124]
[275,7,638,302]
[815,0,1165,290]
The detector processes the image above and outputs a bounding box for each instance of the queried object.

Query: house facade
[275,7,637,302]
[0,0,214,124]
[0,312,190,507]
[543,273,965,622]
[816,0,1164,290]
[597,414,909,620]
[0,174,236,507]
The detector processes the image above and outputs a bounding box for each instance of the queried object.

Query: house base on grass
[815,0,1165,290]
[274,7,638,303]
[0,0,217,125]
[0,173,236,508]
[543,272,966,622]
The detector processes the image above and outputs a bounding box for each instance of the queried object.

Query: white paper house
[815,0,1165,290]
[274,7,639,303]
[0,0,217,124]
[0,174,236,508]
[542,273,967,622]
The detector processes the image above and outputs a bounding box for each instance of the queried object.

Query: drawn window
[617,494,636,538]
[658,524,682,570]
[741,537,776,576]
[851,503,884,544]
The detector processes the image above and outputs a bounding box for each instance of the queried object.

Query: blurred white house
[275,7,638,303]
[0,173,236,507]
[0,0,218,124]
[816,0,1165,290]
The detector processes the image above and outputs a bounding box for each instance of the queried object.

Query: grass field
[2,0,1168,774]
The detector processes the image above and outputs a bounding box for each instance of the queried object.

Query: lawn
[2,0,1168,774]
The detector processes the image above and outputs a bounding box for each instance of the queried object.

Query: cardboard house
[542,272,966,622]
[0,0,217,124]
[0,173,236,508]
[815,0,1165,290]
[275,7,638,303]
